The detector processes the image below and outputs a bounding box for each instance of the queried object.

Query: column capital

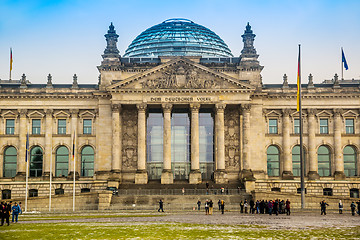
[70,109,79,117]
[307,108,317,116]
[241,104,251,113]
[45,109,53,116]
[190,103,201,112]
[161,103,172,112]
[18,109,27,117]
[333,108,342,117]
[111,104,121,113]
[282,108,291,117]
[137,103,147,112]
[215,103,226,113]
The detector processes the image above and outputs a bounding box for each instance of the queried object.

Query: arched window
[56,146,69,177]
[3,146,17,177]
[30,146,43,177]
[292,145,306,177]
[81,146,94,177]
[318,146,331,177]
[267,145,280,176]
[343,146,357,177]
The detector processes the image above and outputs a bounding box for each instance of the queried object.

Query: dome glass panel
[123,19,233,58]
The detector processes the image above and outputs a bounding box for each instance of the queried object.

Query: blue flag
[25,133,29,162]
[342,48,348,70]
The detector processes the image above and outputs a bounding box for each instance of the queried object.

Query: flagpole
[73,132,76,212]
[49,148,52,212]
[341,47,344,80]
[25,131,29,213]
[298,44,305,209]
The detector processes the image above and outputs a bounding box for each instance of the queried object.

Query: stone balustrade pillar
[282,109,294,179]
[214,103,227,183]
[135,103,148,184]
[334,109,345,180]
[189,103,201,184]
[308,109,320,180]
[161,103,173,184]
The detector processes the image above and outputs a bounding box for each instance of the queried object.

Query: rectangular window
[6,119,15,135]
[319,119,328,134]
[83,119,92,134]
[269,119,278,134]
[32,119,41,134]
[294,118,300,134]
[58,119,66,134]
[345,119,354,134]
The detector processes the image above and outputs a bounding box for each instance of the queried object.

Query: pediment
[27,110,45,119]
[316,110,333,117]
[79,110,96,119]
[53,110,70,119]
[107,58,255,92]
[1,110,17,118]
[342,110,358,118]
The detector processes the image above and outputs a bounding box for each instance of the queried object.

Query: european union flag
[342,48,348,70]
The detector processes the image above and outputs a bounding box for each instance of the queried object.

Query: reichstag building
[0,19,359,201]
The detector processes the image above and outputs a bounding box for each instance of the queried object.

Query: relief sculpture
[141,63,219,89]
[121,108,138,169]
[224,108,240,168]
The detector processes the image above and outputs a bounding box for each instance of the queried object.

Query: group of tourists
[197,199,225,214]
[1,201,22,226]
[240,199,291,215]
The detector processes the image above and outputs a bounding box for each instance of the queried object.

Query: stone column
[161,103,173,184]
[334,109,345,180]
[189,103,201,184]
[282,109,294,179]
[240,104,254,181]
[69,109,79,179]
[43,109,53,179]
[15,109,27,180]
[111,104,122,181]
[135,103,148,184]
[308,109,320,180]
[214,103,227,184]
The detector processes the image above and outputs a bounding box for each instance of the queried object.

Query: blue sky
[0,0,359,84]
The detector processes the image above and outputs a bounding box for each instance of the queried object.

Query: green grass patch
[1,222,359,239]
[20,214,159,221]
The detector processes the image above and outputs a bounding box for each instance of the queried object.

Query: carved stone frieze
[224,108,240,168]
[141,63,219,89]
[121,108,138,170]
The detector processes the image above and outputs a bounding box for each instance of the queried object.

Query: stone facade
[0,22,359,204]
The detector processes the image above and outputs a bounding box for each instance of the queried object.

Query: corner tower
[238,23,263,88]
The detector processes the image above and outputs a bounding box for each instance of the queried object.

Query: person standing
[205,200,209,215]
[285,199,291,215]
[197,200,201,211]
[249,199,255,214]
[338,200,343,214]
[158,199,164,212]
[268,200,273,215]
[11,202,21,223]
[218,200,221,211]
[244,200,248,214]
[0,202,5,226]
[220,200,225,214]
[255,200,260,214]
[320,200,329,215]
[356,200,360,215]
[239,201,244,213]
[209,200,213,215]
[3,203,10,226]
[350,202,356,216]
[273,199,279,216]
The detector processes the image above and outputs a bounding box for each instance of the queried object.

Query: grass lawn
[1,221,360,239]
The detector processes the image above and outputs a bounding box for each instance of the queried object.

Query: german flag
[10,48,13,72]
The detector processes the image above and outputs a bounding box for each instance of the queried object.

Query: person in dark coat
[197,200,201,211]
[249,199,255,214]
[268,200,273,215]
[220,200,225,214]
[0,202,5,226]
[285,199,291,215]
[320,200,329,215]
[2,203,10,226]
[273,199,279,216]
[158,199,164,212]
[350,202,356,216]
[356,200,360,215]
[218,200,221,211]
[239,200,244,213]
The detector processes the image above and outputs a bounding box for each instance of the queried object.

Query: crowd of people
[1,201,22,226]
[239,199,291,215]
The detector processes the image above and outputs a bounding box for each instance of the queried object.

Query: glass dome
[123,18,233,58]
